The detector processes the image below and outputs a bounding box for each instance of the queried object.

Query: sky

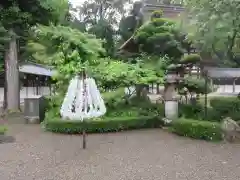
[68,0,137,19]
[69,0,83,7]
[69,0,138,6]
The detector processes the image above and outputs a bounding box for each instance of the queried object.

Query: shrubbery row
[44,95,235,142]
[180,96,240,122]
[171,118,222,141]
[44,116,164,134]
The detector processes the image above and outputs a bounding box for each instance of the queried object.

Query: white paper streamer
[60,75,106,121]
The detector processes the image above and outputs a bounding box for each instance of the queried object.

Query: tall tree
[0,0,69,111]
[185,0,240,67]
[119,1,144,42]
[0,23,9,65]
[128,10,204,100]
[75,0,130,56]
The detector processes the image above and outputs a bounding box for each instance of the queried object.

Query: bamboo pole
[82,71,87,149]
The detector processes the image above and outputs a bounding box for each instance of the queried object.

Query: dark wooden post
[233,78,236,93]
[204,70,208,120]
[36,76,39,95]
[82,72,87,149]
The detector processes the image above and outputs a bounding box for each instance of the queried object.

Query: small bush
[0,126,7,135]
[210,97,240,120]
[180,54,201,64]
[171,118,222,141]
[151,10,163,20]
[44,116,164,134]
[102,88,129,109]
[179,102,223,122]
[179,103,204,119]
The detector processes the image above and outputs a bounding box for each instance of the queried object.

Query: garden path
[1,124,240,180]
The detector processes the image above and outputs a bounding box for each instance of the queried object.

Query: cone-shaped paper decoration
[60,75,106,120]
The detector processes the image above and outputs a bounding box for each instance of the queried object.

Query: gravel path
[1,125,240,180]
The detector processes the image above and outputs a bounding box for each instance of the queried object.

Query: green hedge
[171,118,222,141]
[210,97,240,120]
[179,103,220,122]
[0,126,7,135]
[44,116,164,134]
[179,96,240,122]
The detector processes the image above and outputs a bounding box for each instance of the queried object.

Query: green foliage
[76,0,129,56]
[0,0,70,74]
[29,25,162,91]
[88,20,115,56]
[92,57,165,89]
[179,103,204,119]
[179,103,220,122]
[119,1,144,41]
[43,116,164,134]
[28,24,105,88]
[119,15,138,41]
[132,10,204,98]
[103,93,165,117]
[44,87,165,134]
[151,10,163,20]
[0,126,7,134]
[178,96,240,122]
[0,0,69,31]
[180,77,211,95]
[0,23,10,66]
[185,0,240,66]
[44,86,165,128]
[134,17,183,59]
[210,97,240,120]
[171,118,222,141]
[180,54,201,65]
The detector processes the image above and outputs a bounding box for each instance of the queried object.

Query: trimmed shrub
[171,118,222,141]
[180,54,201,64]
[0,126,7,135]
[44,116,164,134]
[179,103,220,122]
[210,97,240,120]
[179,103,204,119]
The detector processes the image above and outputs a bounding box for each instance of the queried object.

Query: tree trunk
[136,85,141,98]
[157,83,160,94]
[135,84,148,99]
[5,33,20,111]
[3,57,7,110]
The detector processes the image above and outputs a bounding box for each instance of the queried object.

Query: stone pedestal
[25,116,40,124]
[0,134,5,143]
[164,71,180,121]
[165,100,178,120]
[24,95,46,124]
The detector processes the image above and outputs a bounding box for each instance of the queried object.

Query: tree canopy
[74,0,131,57]
[185,0,240,67]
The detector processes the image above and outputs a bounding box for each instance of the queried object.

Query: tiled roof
[19,62,56,77]
[205,67,240,78]
[144,4,185,12]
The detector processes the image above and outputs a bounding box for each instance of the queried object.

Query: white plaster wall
[125,85,240,96]
[215,85,240,93]
[0,86,51,104]
[125,85,165,96]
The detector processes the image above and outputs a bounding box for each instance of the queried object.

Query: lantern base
[165,100,178,120]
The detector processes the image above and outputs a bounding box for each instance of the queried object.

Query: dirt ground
[0,124,240,180]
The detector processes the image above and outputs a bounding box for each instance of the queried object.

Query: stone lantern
[164,69,181,120]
